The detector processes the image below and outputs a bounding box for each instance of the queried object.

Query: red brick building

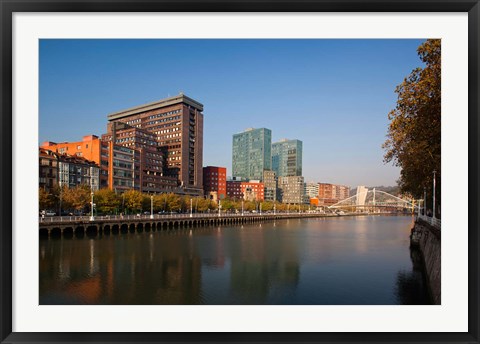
[226,180,264,201]
[226,180,242,199]
[241,181,264,201]
[203,166,227,200]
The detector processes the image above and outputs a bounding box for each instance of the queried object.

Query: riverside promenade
[39,212,393,237]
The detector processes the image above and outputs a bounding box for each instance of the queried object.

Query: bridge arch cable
[328,189,414,209]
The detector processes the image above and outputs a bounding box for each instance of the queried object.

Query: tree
[62,185,91,212]
[154,193,168,212]
[196,197,211,213]
[39,187,54,210]
[123,189,143,213]
[94,188,120,214]
[166,193,181,212]
[383,39,441,213]
[261,201,273,212]
[220,198,235,212]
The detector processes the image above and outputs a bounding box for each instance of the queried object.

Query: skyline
[40,39,426,187]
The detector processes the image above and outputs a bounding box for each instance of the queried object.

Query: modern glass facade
[272,139,303,177]
[232,128,272,181]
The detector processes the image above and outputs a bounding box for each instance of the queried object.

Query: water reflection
[39,216,431,305]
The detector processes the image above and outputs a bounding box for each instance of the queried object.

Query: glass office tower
[272,139,303,177]
[232,128,272,181]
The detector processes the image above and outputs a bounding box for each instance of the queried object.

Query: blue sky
[39,39,425,188]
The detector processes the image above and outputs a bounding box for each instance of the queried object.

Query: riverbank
[410,218,441,304]
[39,211,410,237]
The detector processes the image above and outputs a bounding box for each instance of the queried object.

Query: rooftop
[107,93,203,121]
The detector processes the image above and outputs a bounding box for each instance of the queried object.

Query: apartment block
[41,133,177,194]
[39,148,59,192]
[232,127,272,181]
[304,182,319,199]
[41,136,106,188]
[278,176,305,204]
[39,147,100,191]
[318,183,351,205]
[263,170,277,202]
[58,154,100,191]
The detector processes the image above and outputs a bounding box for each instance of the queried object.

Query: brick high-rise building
[101,122,177,194]
[106,93,204,195]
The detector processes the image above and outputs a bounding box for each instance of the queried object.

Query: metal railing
[39,211,330,223]
[416,214,441,229]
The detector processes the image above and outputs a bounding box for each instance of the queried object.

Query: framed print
[1,0,479,343]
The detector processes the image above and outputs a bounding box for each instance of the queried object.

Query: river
[39,215,431,305]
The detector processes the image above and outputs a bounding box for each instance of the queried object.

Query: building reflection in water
[39,216,429,305]
[40,234,202,305]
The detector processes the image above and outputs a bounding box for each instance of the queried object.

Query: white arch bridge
[328,188,417,213]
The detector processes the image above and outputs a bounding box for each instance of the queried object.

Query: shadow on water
[395,247,432,305]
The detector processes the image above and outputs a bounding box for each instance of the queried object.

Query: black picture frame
[1,1,479,343]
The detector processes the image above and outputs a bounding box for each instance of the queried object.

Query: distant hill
[349,185,400,197]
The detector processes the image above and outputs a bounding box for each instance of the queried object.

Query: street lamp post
[59,186,62,216]
[190,198,193,218]
[433,170,437,219]
[273,202,276,215]
[423,186,427,216]
[90,192,94,221]
[260,202,262,215]
[241,200,244,216]
[150,195,154,219]
[218,200,221,217]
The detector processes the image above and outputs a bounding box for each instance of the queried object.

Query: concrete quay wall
[410,219,441,304]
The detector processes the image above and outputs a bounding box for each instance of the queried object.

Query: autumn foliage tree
[39,187,54,210]
[383,39,441,214]
[61,184,91,212]
[122,189,144,213]
[94,188,120,214]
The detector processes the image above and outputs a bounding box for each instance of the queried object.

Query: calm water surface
[39,215,431,305]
